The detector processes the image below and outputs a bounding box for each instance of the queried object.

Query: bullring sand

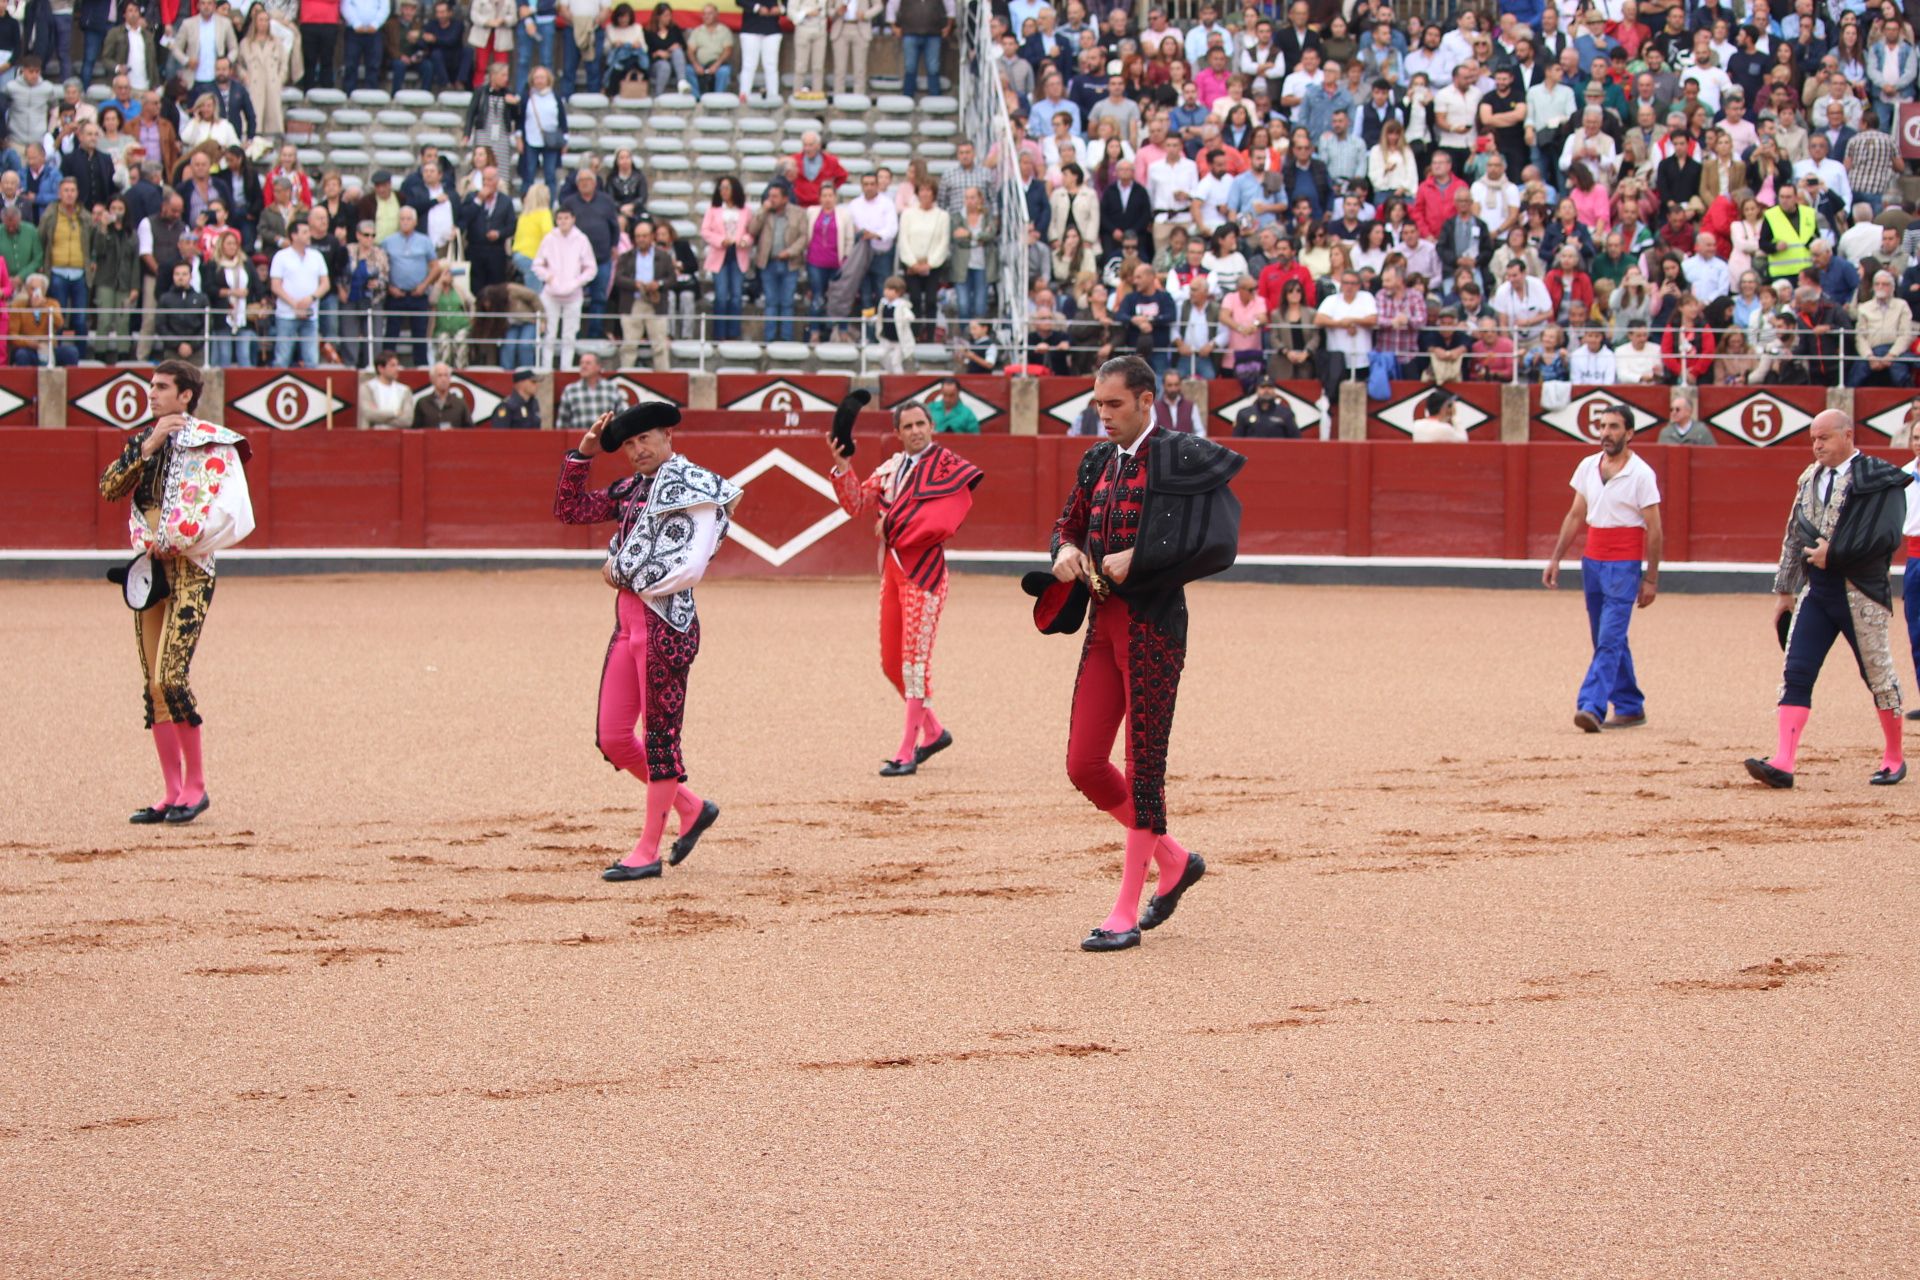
[2,572,1915,1277]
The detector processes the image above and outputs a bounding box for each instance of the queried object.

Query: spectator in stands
[128,91,180,183]
[1234,376,1302,437]
[156,259,210,362]
[88,197,138,361]
[102,9,159,97]
[946,183,994,322]
[788,131,848,209]
[3,59,57,177]
[1657,390,1714,445]
[827,0,876,97]
[555,350,622,436]
[270,218,329,367]
[1569,325,1615,385]
[37,177,89,356]
[519,65,566,196]
[559,168,619,338]
[701,174,752,340]
[1850,268,1914,387]
[736,0,783,101]
[1314,268,1375,398]
[1661,293,1715,384]
[959,317,997,373]
[1420,305,1469,383]
[925,377,978,433]
[847,169,897,313]
[1373,262,1424,374]
[1169,273,1216,377]
[414,0,465,90]
[360,350,413,427]
[895,179,948,341]
[614,218,673,369]
[744,184,802,342]
[1492,258,1551,348]
[1614,320,1662,384]
[1522,322,1570,382]
[642,2,691,96]
[533,202,593,368]
[411,362,473,428]
[487,368,541,428]
[1467,315,1514,381]
[383,203,441,366]
[202,226,262,367]
[887,0,952,99]
[511,180,550,287]
[1116,260,1174,377]
[384,0,429,93]
[10,273,77,365]
[0,203,42,284]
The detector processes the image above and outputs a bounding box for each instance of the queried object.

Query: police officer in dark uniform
[1232,377,1301,438]
[489,369,542,430]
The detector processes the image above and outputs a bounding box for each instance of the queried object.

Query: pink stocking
[620,779,681,868]
[1100,829,1158,934]
[1879,709,1903,772]
[919,704,946,744]
[176,723,205,806]
[150,723,184,807]
[894,698,927,765]
[1153,832,1190,890]
[1771,705,1810,772]
[673,784,704,829]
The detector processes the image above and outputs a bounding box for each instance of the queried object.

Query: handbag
[106,551,169,611]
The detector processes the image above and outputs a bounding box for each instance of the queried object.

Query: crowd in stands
[998,0,1920,395]
[0,0,1916,392]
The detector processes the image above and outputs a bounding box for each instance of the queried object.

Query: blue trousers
[344,29,384,91]
[901,33,942,96]
[956,265,987,319]
[273,314,320,367]
[512,17,557,94]
[760,259,795,341]
[502,322,537,370]
[806,261,834,338]
[1578,557,1645,719]
[384,293,430,367]
[713,257,743,340]
[583,259,612,339]
[47,273,87,343]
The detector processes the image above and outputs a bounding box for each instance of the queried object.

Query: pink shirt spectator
[1195,65,1231,110]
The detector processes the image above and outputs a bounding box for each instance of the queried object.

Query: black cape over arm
[1830,455,1914,609]
[1109,432,1246,640]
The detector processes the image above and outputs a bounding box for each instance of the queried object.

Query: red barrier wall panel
[1234,441,1352,555]
[1369,443,1508,556]
[9,431,101,547]
[265,433,408,545]
[1687,446,1815,562]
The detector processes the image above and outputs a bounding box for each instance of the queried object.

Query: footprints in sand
[799,1042,1121,1071]
[1660,953,1840,994]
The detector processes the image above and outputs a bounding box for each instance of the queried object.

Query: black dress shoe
[602,860,662,882]
[1080,926,1141,952]
[1604,714,1648,729]
[1870,762,1907,786]
[914,729,953,765]
[128,805,170,825]
[1574,709,1603,733]
[1907,709,1920,722]
[879,758,917,777]
[1744,758,1794,789]
[1138,852,1206,931]
[164,795,211,824]
[668,800,720,865]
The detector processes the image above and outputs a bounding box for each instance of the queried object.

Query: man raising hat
[1745,409,1913,788]
[827,393,984,776]
[553,401,740,879]
[1046,354,1244,952]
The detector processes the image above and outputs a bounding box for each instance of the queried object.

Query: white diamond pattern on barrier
[1537,391,1662,443]
[885,381,1002,427]
[1046,387,1095,429]
[72,371,154,429]
[229,374,351,431]
[724,449,850,566]
[1213,385,1325,434]
[1705,391,1814,447]
[723,378,838,414]
[0,381,29,421]
[1860,398,1917,442]
[1374,388,1491,436]
[605,375,677,407]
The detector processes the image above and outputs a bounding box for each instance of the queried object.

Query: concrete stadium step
[437,90,473,109]
[394,89,438,107]
[570,92,612,110]
[375,109,416,126]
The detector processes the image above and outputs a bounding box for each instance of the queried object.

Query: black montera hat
[601,401,682,451]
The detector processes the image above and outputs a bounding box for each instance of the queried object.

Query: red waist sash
[1907,535,1920,559]
[1584,526,1647,561]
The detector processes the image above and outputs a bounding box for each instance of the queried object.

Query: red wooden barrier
[13,429,1906,572]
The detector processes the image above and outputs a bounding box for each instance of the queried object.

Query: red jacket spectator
[787,147,849,208]
[1660,321,1715,380]
[1256,259,1313,313]
[1468,332,1515,381]
[1412,173,1466,240]
[1544,268,1595,321]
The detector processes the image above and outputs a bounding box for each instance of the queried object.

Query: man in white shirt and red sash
[1542,402,1664,733]
[1903,433,1920,724]
[829,393,984,777]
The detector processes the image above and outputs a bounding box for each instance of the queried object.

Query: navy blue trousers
[1782,569,1864,708]
[1905,557,1919,691]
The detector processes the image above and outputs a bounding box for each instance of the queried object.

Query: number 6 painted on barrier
[111,381,144,424]
[271,383,303,424]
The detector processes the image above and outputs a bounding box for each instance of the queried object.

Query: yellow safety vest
[1763,204,1817,280]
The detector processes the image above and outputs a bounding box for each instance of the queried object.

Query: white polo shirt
[1903,459,1919,537]
[1572,451,1661,528]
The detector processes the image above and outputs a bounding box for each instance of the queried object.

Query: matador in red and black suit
[829,398,985,777]
[1038,355,1244,953]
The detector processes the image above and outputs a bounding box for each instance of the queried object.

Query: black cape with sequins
[1074,430,1245,640]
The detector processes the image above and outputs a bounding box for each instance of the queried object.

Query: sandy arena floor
[2,571,1916,1278]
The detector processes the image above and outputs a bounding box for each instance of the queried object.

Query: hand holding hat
[600,401,683,452]
[830,389,870,462]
